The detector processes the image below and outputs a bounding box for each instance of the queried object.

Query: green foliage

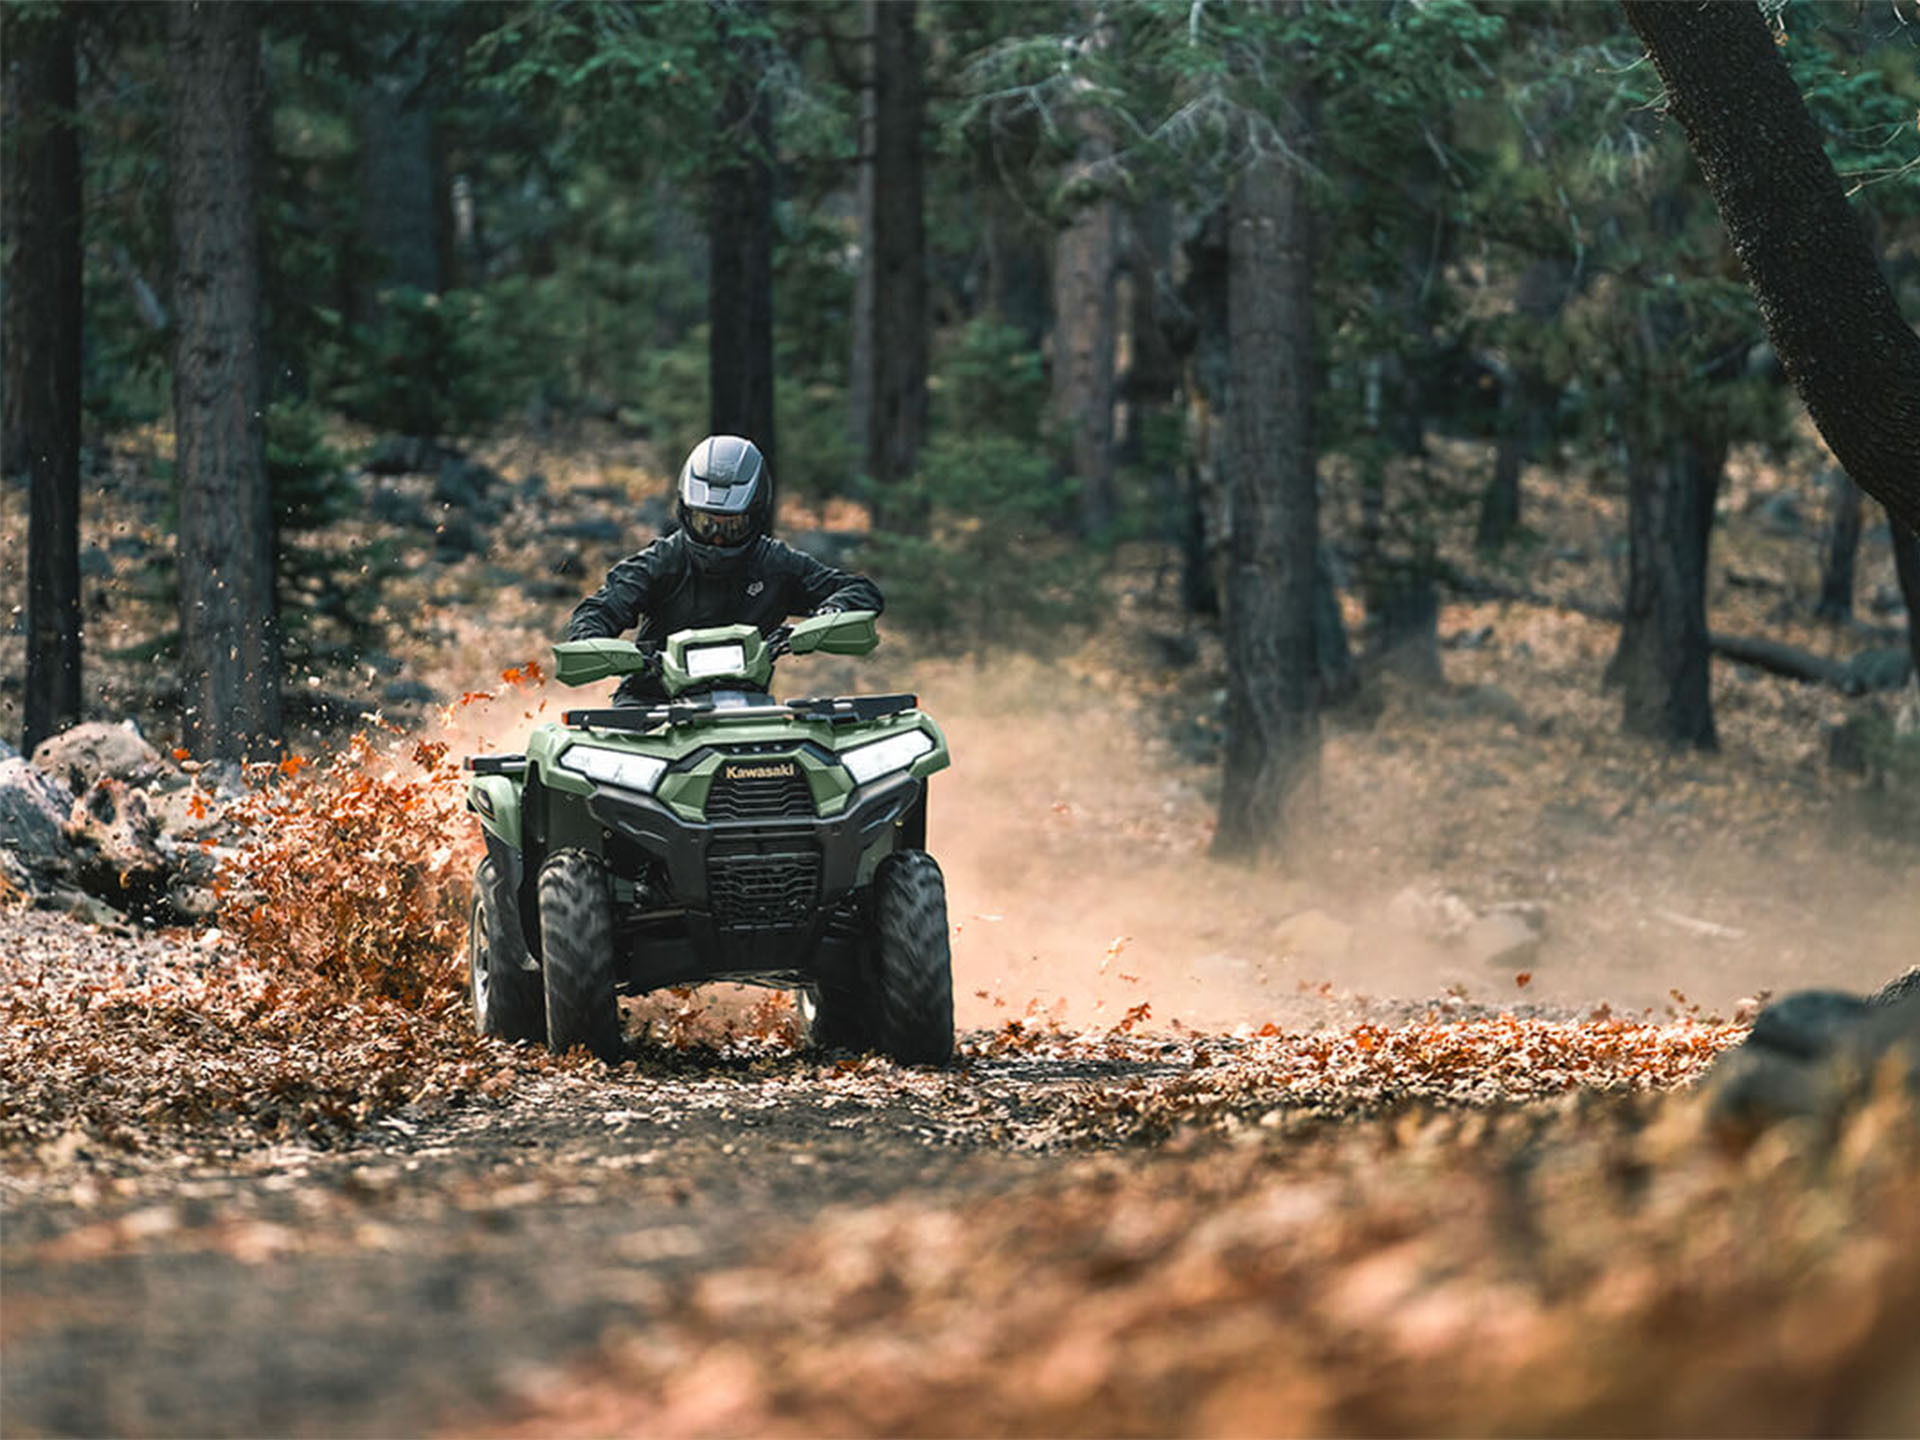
[267,399,351,528]
[866,322,1101,651]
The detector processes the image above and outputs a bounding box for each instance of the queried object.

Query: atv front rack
[563,692,919,732]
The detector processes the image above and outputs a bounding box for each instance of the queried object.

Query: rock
[65,777,172,919]
[1459,909,1543,968]
[549,515,623,545]
[1451,684,1532,732]
[434,511,484,559]
[368,480,433,530]
[1386,884,1477,944]
[1873,967,1920,1009]
[1442,624,1494,650]
[1701,980,1920,1144]
[365,435,453,475]
[0,756,77,878]
[1746,990,1869,1061]
[1273,909,1353,963]
[433,456,503,511]
[31,719,173,795]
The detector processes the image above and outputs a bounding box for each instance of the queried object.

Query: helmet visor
[685,507,754,547]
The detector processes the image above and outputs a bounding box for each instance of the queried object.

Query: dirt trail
[8,551,1920,1434]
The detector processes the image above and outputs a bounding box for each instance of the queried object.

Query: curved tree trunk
[1213,90,1320,862]
[168,0,281,761]
[4,6,84,752]
[1621,0,1920,537]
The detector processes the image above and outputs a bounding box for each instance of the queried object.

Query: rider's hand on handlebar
[766,624,794,658]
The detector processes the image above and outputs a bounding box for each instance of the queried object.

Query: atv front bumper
[584,770,924,984]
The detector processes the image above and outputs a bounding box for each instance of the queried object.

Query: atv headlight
[685,642,747,679]
[559,745,668,795]
[840,729,935,785]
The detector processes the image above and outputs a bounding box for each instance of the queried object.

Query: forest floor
[3,427,1919,1435]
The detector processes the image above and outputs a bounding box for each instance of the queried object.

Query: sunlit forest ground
[3,424,1918,1435]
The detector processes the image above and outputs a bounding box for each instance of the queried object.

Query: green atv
[461,611,954,1065]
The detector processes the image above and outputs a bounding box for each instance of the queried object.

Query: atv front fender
[468,774,524,850]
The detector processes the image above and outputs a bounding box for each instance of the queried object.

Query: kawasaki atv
[461,610,954,1065]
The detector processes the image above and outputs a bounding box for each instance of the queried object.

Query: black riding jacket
[566,531,884,704]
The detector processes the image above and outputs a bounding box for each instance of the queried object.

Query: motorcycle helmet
[676,435,770,560]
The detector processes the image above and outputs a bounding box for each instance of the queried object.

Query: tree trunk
[1815,468,1862,622]
[355,29,441,307]
[1477,257,1570,551]
[1610,433,1724,750]
[708,0,777,483]
[1621,0,1920,537]
[1891,515,1920,690]
[168,0,281,761]
[1213,93,1320,862]
[861,0,927,532]
[4,6,84,752]
[1050,13,1119,538]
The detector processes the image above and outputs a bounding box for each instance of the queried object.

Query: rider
[567,435,883,705]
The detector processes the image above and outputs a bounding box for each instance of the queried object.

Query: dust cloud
[415,621,1918,1037]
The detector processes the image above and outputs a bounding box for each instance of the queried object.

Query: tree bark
[1815,469,1862,622]
[708,0,777,483]
[355,27,442,307]
[168,0,281,761]
[1621,0,1920,537]
[1610,432,1724,750]
[1477,258,1571,550]
[1892,516,1920,692]
[861,0,927,532]
[1050,12,1119,538]
[4,6,85,752]
[1213,99,1320,862]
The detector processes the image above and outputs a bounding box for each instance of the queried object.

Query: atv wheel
[869,850,954,1065]
[469,858,544,1042]
[538,849,622,1062]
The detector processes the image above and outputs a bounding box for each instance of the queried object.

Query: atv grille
[707,851,821,932]
[706,763,815,821]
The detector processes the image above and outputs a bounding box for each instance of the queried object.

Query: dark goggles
[685,508,753,546]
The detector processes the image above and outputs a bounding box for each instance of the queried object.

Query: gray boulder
[31,719,173,795]
[0,757,77,879]
[1702,978,1920,1142]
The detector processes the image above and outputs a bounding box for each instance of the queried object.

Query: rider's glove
[765,624,794,658]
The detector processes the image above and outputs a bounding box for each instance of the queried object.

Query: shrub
[864,320,1103,651]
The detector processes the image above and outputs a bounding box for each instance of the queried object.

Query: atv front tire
[869,850,954,1065]
[538,849,623,1062]
[469,858,545,1042]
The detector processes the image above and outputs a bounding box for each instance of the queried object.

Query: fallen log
[1437,573,1912,695]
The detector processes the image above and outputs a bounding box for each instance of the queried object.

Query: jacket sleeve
[781,542,885,617]
[566,540,673,639]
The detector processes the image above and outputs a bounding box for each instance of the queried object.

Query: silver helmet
[676,435,770,552]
